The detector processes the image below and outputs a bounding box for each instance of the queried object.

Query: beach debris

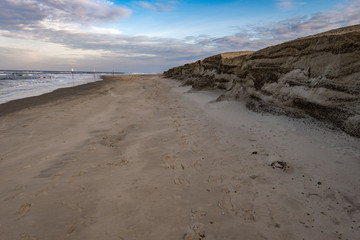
[270,161,289,171]
[251,151,258,155]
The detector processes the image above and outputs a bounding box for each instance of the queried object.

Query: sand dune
[164,24,360,137]
[0,75,359,239]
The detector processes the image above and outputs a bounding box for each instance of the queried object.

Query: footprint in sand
[66,217,88,235]
[183,222,206,240]
[35,184,56,197]
[239,202,256,222]
[162,154,181,170]
[191,209,207,220]
[51,174,61,180]
[18,233,38,240]
[106,159,128,167]
[173,175,190,186]
[72,171,86,178]
[66,220,78,235]
[208,175,223,184]
[16,203,31,220]
[3,190,25,202]
[217,194,235,215]
[191,160,202,172]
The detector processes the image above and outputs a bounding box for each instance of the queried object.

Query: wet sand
[0,75,359,240]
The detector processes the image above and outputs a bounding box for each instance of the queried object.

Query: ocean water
[0,70,124,104]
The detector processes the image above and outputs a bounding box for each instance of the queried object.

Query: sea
[0,70,126,104]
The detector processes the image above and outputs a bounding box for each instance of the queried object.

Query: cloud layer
[0,0,360,72]
[0,0,131,30]
[200,0,360,53]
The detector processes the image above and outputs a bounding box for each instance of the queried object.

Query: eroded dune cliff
[164,25,360,137]
[164,51,254,90]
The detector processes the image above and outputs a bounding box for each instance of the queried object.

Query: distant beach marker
[72,68,74,79]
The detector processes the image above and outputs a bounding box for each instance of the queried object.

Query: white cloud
[89,26,123,35]
[97,0,115,6]
[135,1,176,11]
[43,0,132,22]
[276,0,305,10]
[0,0,131,30]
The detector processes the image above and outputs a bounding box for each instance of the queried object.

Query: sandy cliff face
[164,51,253,90]
[164,25,360,137]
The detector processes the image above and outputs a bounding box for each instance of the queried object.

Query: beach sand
[0,75,359,240]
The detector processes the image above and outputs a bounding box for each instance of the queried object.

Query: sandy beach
[0,75,359,240]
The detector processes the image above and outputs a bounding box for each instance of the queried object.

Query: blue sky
[0,0,359,72]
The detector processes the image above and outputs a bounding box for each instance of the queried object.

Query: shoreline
[0,74,359,240]
[0,74,158,117]
[0,76,108,117]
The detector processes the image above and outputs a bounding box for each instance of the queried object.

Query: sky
[0,0,359,73]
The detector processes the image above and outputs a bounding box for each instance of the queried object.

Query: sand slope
[0,75,359,240]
